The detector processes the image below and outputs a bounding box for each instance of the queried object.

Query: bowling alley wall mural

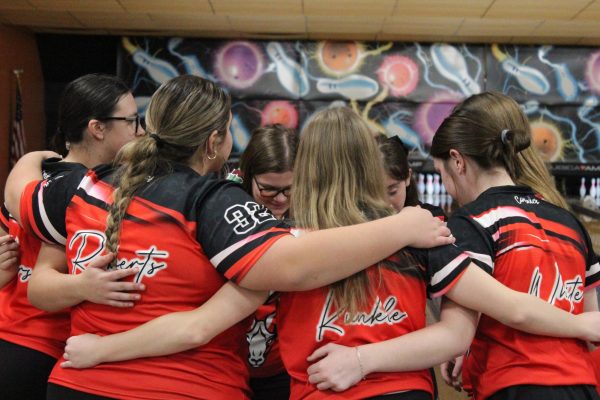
[118,37,600,164]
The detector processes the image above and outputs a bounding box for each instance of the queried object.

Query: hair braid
[103,75,231,258]
[105,136,160,255]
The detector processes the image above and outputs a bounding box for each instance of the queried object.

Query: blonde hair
[292,107,396,313]
[516,147,569,209]
[105,75,231,255]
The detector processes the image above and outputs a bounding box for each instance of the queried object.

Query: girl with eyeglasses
[1,73,144,400]
[238,124,298,399]
[240,124,296,221]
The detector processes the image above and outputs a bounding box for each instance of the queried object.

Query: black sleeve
[195,181,290,283]
[447,214,496,275]
[410,243,471,298]
[20,168,87,245]
[573,218,600,289]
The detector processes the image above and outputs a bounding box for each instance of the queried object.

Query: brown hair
[239,124,297,195]
[377,135,419,207]
[105,75,231,255]
[431,91,567,209]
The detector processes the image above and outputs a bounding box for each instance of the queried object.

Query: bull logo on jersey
[246,312,276,367]
[224,202,276,235]
[316,291,408,342]
[69,230,169,283]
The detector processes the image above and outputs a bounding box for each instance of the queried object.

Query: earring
[207,152,217,160]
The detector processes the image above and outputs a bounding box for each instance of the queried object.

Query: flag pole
[9,69,26,168]
[12,69,23,87]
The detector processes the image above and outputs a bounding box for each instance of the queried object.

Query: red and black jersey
[0,158,81,359]
[20,158,88,246]
[278,229,470,400]
[0,205,69,359]
[451,185,598,399]
[241,203,448,381]
[46,163,290,400]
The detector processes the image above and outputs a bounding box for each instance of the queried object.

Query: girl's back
[52,163,287,399]
[450,185,597,400]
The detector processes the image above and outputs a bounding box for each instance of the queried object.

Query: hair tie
[500,129,510,145]
[148,133,164,147]
[148,132,198,158]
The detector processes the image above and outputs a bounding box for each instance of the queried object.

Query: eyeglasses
[254,177,291,198]
[98,115,144,133]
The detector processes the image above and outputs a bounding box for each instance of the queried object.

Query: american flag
[9,75,26,168]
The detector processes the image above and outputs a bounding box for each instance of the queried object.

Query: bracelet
[355,346,366,380]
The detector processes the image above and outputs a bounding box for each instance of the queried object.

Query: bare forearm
[96,311,210,363]
[240,210,449,291]
[260,233,401,290]
[448,265,588,338]
[28,268,85,311]
[360,302,476,374]
[504,291,586,337]
[90,283,267,364]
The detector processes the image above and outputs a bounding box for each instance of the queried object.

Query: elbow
[3,190,18,221]
[443,320,475,359]
[4,169,24,219]
[277,267,321,291]
[454,335,473,358]
[280,267,311,291]
[501,307,530,330]
[491,293,531,330]
[447,332,473,359]
[186,329,211,348]
[182,317,214,348]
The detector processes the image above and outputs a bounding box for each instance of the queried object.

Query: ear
[88,119,106,141]
[448,149,466,175]
[206,129,221,155]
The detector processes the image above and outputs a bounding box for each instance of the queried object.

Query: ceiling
[1,0,600,45]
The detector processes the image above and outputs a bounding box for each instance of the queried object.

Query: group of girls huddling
[0,73,599,400]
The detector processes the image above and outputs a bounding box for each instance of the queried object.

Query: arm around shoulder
[240,207,454,291]
[306,300,477,392]
[446,263,600,341]
[4,151,59,225]
[28,246,145,312]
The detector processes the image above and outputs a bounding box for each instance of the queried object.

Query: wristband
[355,346,366,380]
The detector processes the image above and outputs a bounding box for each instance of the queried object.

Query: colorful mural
[118,37,600,163]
